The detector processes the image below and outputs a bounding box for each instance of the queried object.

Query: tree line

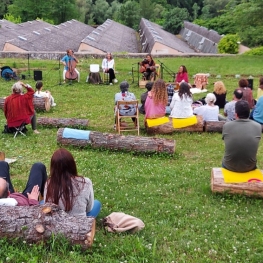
[1,0,262,48]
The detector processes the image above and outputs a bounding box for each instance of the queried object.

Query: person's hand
[27,185,40,200]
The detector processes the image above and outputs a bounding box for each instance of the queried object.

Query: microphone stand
[58,55,62,85]
[137,62,140,87]
[27,53,31,78]
[157,60,175,82]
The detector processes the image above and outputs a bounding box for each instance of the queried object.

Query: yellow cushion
[172,115,197,128]
[146,117,169,127]
[222,168,263,183]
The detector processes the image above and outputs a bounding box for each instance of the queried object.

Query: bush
[242,46,263,56]
[218,34,240,54]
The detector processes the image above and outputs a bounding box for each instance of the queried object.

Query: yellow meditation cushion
[146,117,169,127]
[172,115,197,128]
[222,168,263,183]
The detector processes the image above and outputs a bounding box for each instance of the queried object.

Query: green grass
[0,55,263,262]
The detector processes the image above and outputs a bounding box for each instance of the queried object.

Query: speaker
[247,78,253,90]
[34,70,42,81]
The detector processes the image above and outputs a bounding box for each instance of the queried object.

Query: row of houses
[0,18,226,55]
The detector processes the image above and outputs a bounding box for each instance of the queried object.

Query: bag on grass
[102,212,145,233]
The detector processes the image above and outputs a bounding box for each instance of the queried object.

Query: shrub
[242,46,263,56]
[218,34,240,54]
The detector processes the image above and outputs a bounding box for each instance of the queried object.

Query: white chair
[86,64,102,84]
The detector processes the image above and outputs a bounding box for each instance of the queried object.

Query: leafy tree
[192,3,200,20]
[116,0,140,30]
[0,0,11,19]
[153,3,166,24]
[163,7,190,34]
[4,12,21,23]
[218,34,240,54]
[93,0,110,24]
[139,0,155,20]
[202,0,229,17]
[107,0,121,21]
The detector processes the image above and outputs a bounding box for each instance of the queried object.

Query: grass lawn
[0,55,263,263]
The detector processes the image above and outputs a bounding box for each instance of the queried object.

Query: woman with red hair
[44,148,101,217]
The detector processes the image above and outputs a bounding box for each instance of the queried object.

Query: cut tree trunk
[211,168,263,197]
[0,97,47,111]
[0,203,95,249]
[57,128,175,154]
[146,116,203,135]
[38,117,89,128]
[205,121,225,132]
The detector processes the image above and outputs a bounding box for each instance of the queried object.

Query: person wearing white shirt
[101,52,118,85]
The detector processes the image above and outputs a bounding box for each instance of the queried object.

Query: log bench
[37,117,89,128]
[0,97,49,111]
[146,116,203,135]
[0,203,95,249]
[57,128,176,154]
[211,168,263,197]
[205,121,226,132]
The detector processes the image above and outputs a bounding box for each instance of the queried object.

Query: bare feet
[33,130,40,134]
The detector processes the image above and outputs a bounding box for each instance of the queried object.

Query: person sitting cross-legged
[0,161,47,206]
[222,100,261,173]
[139,82,153,115]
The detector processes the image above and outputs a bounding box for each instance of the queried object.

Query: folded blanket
[222,168,263,183]
[62,128,90,140]
[172,115,197,128]
[146,117,169,127]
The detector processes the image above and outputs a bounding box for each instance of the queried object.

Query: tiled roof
[80,19,139,53]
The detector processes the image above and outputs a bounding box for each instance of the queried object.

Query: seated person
[0,160,47,206]
[193,93,219,122]
[257,77,263,100]
[175,65,189,88]
[250,95,263,125]
[170,82,193,118]
[44,148,101,217]
[222,100,261,172]
[166,83,175,115]
[218,89,243,121]
[4,81,40,134]
[239,78,255,109]
[145,79,168,119]
[139,82,153,114]
[140,54,157,81]
[102,52,118,85]
[34,81,56,107]
[114,81,137,128]
[213,81,227,108]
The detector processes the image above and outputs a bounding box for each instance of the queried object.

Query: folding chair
[116,100,139,135]
[102,64,116,84]
[9,123,27,138]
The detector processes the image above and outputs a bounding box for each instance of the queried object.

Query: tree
[192,3,200,20]
[116,0,140,30]
[93,0,110,24]
[0,0,11,19]
[163,7,190,34]
[139,0,155,20]
[4,13,21,23]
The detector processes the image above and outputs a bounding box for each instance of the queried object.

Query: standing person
[213,81,227,108]
[145,79,168,119]
[114,81,137,128]
[0,160,47,206]
[139,82,153,114]
[219,89,243,121]
[222,100,261,172]
[61,49,80,83]
[102,52,118,85]
[175,65,189,87]
[34,81,56,107]
[170,82,193,118]
[140,54,157,81]
[4,81,40,134]
[193,93,219,122]
[44,148,101,218]
[238,78,255,109]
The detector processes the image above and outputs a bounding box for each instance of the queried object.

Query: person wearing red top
[4,81,40,134]
[175,65,189,86]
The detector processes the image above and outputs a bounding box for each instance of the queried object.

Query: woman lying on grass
[44,148,101,217]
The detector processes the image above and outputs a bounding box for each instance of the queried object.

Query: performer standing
[140,54,157,81]
[101,52,118,85]
[61,49,80,83]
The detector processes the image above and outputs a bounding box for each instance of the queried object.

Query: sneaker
[33,130,40,134]
[114,79,118,83]
[51,103,56,107]
[110,83,113,85]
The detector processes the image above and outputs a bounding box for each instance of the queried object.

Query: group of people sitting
[0,148,101,218]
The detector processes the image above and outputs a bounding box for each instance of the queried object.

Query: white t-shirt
[34,91,49,98]
[194,104,219,121]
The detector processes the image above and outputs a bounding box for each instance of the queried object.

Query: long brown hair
[151,79,168,106]
[178,82,192,99]
[45,148,85,211]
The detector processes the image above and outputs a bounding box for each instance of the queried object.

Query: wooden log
[0,203,95,249]
[0,97,48,111]
[211,168,263,197]
[57,128,175,154]
[205,121,225,132]
[146,116,203,135]
[37,117,89,128]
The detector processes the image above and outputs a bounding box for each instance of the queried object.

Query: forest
[0,0,263,48]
